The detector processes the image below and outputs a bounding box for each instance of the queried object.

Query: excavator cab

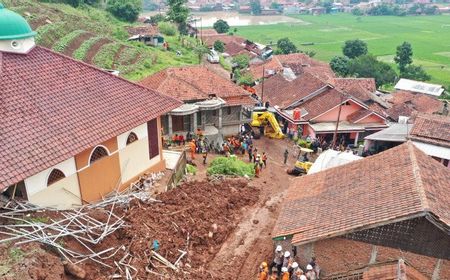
[250,107,285,139]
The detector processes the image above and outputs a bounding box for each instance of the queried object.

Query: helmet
[281,267,288,273]
[307,264,313,270]
[300,275,307,280]
[276,245,282,252]
[292,262,298,269]
[261,262,268,268]
[284,251,290,258]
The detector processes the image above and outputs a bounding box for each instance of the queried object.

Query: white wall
[25,157,77,196]
[0,37,35,54]
[28,174,82,209]
[117,123,148,150]
[119,138,160,183]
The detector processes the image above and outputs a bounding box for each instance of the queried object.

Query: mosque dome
[0,3,36,40]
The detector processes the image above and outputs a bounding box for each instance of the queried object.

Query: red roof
[127,25,160,36]
[202,34,246,48]
[333,78,376,93]
[0,47,181,190]
[273,142,450,244]
[409,113,450,148]
[139,66,255,105]
[386,90,444,121]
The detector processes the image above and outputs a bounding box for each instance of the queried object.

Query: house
[273,142,450,278]
[127,25,165,47]
[139,66,256,139]
[254,67,388,146]
[364,122,413,153]
[0,6,181,209]
[408,113,450,167]
[384,90,445,122]
[394,78,445,97]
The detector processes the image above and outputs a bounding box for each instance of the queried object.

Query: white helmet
[281,267,288,273]
[300,275,307,280]
[284,251,290,258]
[276,245,282,252]
[307,264,313,270]
[292,262,299,269]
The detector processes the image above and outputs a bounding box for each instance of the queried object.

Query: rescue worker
[281,267,290,280]
[262,152,268,168]
[254,161,261,178]
[258,262,269,280]
[309,257,320,280]
[289,262,299,278]
[269,245,283,276]
[284,149,289,164]
[269,270,278,280]
[282,251,292,270]
[305,264,317,280]
[202,148,208,165]
[189,140,196,160]
[295,269,307,280]
[248,145,253,162]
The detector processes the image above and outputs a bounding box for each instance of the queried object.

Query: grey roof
[364,123,412,142]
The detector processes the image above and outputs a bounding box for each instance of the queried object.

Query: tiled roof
[254,72,328,108]
[249,57,283,80]
[333,78,376,93]
[202,34,246,47]
[139,66,255,105]
[200,29,219,36]
[409,113,450,148]
[347,109,372,123]
[273,142,450,244]
[302,66,336,83]
[127,25,160,36]
[386,90,444,121]
[0,47,181,190]
[224,41,247,56]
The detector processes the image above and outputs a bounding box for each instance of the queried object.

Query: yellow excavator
[251,107,285,139]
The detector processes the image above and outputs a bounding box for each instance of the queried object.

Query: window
[89,146,109,164]
[47,169,65,186]
[126,132,138,145]
[227,107,232,115]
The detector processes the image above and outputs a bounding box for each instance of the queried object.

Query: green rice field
[237,14,450,86]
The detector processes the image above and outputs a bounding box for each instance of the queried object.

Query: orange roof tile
[409,113,450,148]
[139,66,255,105]
[386,90,444,121]
[273,142,450,244]
[0,47,181,190]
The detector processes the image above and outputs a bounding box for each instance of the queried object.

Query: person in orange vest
[258,262,268,280]
[281,267,290,280]
[189,140,196,160]
[269,270,278,280]
[254,161,261,178]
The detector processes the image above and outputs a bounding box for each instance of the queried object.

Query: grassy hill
[3,0,198,81]
[237,14,450,86]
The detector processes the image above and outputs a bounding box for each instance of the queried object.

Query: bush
[207,156,255,177]
[158,22,177,36]
[107,0,142,22]
[186,164,197,175]
[232,54,250,69]
[213,19,230,34]
[297,139,311,149]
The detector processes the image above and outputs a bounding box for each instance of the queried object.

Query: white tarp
[394,78,444,96]
[308,149,362,174]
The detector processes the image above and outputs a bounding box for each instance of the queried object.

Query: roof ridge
[407,141,430,211]
[36,46,181,105]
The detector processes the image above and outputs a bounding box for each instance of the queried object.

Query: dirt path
[192,137,298,279]
[84,38,110,64]
[63,32,93,57]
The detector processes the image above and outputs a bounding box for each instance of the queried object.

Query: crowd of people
[259,245,320,280]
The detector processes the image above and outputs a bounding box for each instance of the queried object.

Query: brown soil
[112,45,126,69]
[84,38,110,64]
[63,32,94,57]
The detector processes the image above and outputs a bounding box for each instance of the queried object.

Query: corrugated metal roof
[394,78,444,96]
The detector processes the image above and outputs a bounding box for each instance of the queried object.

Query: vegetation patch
[35,22,68,47]
[73,36,103,61]
[93,42,123,69]
[52,30,85,53]
[116,46,142,65]
[207,156,255,177]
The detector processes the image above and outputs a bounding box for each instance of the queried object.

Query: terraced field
[4,0,198,81]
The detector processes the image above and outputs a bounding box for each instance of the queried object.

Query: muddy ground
[0,136,299,279]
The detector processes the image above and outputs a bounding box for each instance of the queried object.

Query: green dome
[0,4,36,40]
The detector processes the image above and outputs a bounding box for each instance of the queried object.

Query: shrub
[107,0,142,22]
[186,164,197,175]
[207,156,255,177]
[158,22,177,36]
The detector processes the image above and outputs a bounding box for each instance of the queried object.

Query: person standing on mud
[202,148,208,165]
[254,161,261,178]
[258,262,269,280]
[284,149,289,164]
[269,245,283,276]
[281,267,290,280]
[248,145,253,162]
[262,152,268,168]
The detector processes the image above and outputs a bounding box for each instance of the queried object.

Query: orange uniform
[189,141,196,159]
[259,269,268,280]
[282,272,290,280]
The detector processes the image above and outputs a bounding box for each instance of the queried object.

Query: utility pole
[331,96,344,149]
[261,66,265,107]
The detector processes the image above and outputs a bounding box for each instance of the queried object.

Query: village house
[127,25,165,47]
[0,6,181,209]
[273,142,450,278]
[253,61,388,147]
[139,66,256,140]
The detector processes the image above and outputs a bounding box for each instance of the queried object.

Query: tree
[213,19,230,34]
[347,55,396,87]
[400,65,431,81]
[276,38,298,54]
[213,40,225,53]
[232,54,250,69]
[270,2,282,10]
[107,0,142,22]
[323,1,333,14]
[352,7,363,16]
[158,22,177,36]
[250,0,262,15]
[330,56,350,77]
[167,0,189,32]
[342,39,368,59]
[193,45,211,63]
[394,42,413,72]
